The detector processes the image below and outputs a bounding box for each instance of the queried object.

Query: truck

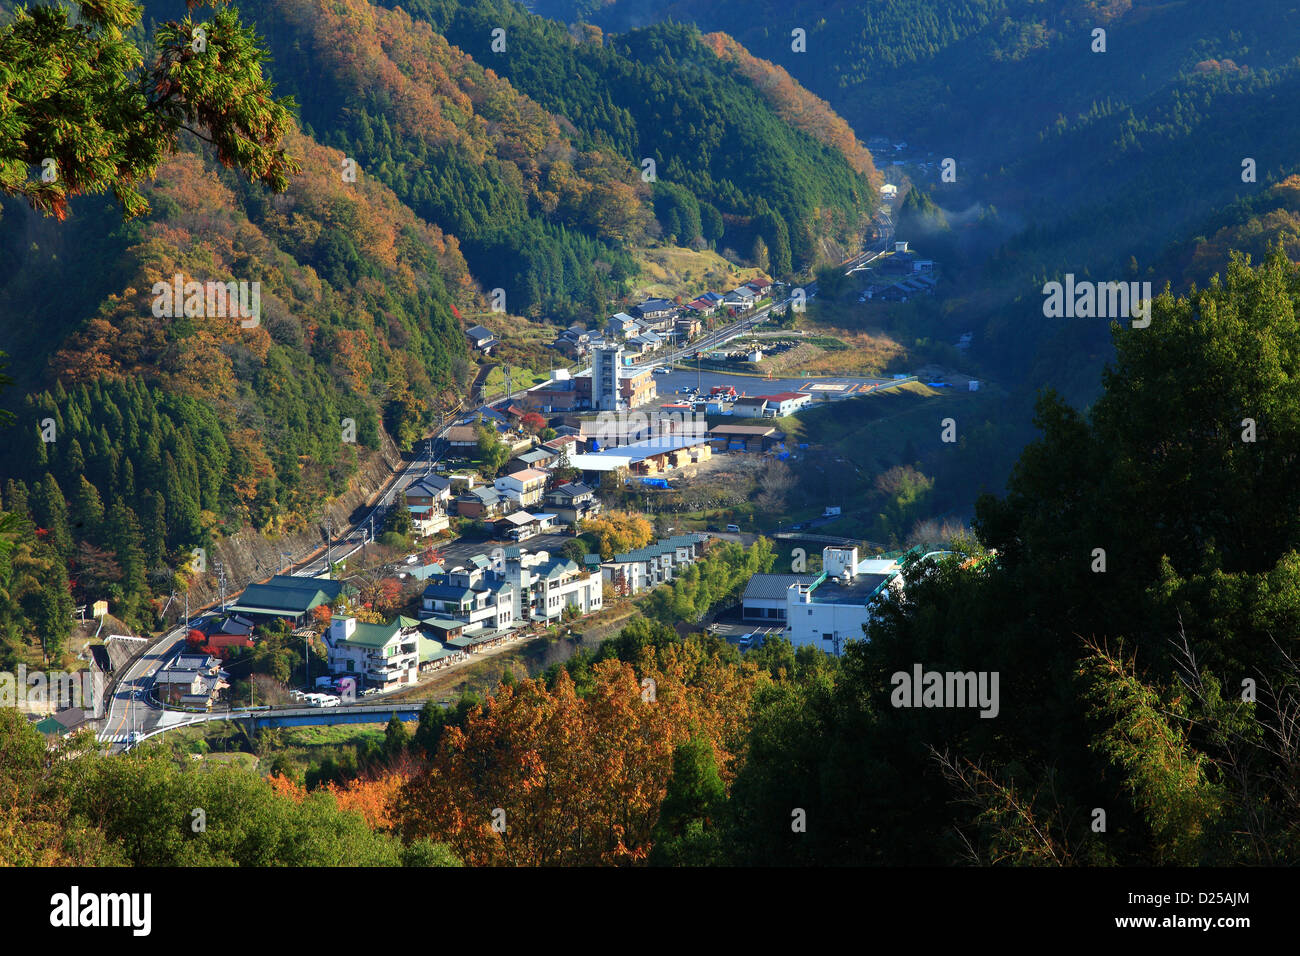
[822,506,842,518]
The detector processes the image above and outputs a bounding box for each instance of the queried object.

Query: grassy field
[631,244,766,300]
[153,720,393,777]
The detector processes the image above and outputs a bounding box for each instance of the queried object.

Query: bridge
[115,700,437,749]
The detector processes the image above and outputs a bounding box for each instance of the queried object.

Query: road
[99,624,192,747]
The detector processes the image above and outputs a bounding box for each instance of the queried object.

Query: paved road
[99,626,190,748]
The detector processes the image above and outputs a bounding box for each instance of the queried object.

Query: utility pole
[216,562,227,613]
[325,511,333,577]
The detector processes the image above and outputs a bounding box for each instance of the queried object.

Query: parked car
[652,365,671,374]
[725,523,741,533]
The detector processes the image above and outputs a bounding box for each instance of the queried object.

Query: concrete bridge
[118,700,435,749]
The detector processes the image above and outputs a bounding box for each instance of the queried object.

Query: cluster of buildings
[594,533,710,597]
[516,353,658,415]
[860,242,937,303]
[317,529,717,692]
[321,541,610,691]
[540,275,776,364]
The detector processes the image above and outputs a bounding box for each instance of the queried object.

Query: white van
[725,523,741,533]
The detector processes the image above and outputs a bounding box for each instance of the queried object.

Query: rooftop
[743,573,820,602]
[334,621,402,648]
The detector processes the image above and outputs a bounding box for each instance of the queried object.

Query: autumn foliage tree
[0,0,300,220]
[395,644,761,865]
[580,510,653,560]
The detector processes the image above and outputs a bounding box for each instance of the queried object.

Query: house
[745,276,773,298]
[708,424,784,453]
[204,631,255,658]
[156,651,229,708]
[325,616,421,691]
[494,468,548,509]
[723,287,756,310]
[405,475,453,534]
[465,325,498,354]
[226,575,347,624]
[684,295,718,316]
[545,481,600,525]
[543,434,579,454]
[633,298,676,323]
[405,473,454,503]
[554,324,600,358]
[881,251,915,274]
[607,312,641,338]
[757,392,813,417]
[626,330,663,354]
[731,396,770,419]
[445,425,481,453]
[674,315,702,339]
[495,511,557,541]
[508,447,557,473]
[455,485,509,520]
[33,706,90,740]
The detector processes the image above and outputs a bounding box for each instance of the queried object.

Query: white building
[591,344,624,412]
[739,547,920,656]
[601,534,709,595]
[502,550,603,623]
[494,468,548,508]
[421,558,517,633]
[325,617,421,691]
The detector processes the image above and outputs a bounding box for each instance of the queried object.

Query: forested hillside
[216,0,875,317]
[0,125,471,642]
